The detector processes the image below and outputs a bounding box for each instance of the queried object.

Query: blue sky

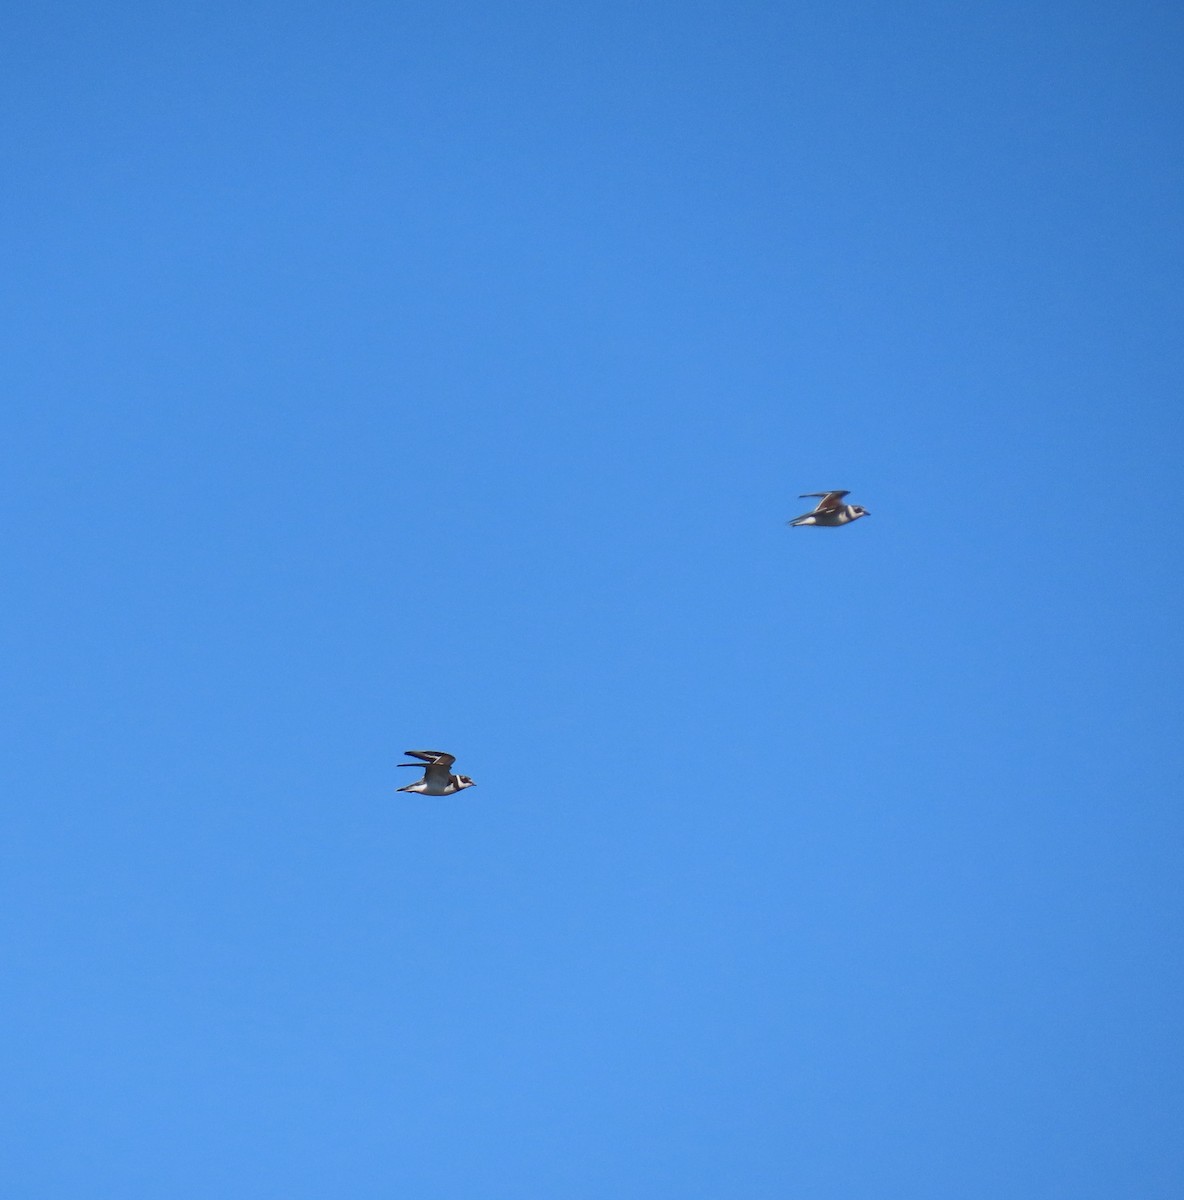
[2,1,1181,1195]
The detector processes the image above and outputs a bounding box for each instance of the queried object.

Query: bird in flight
[396,750,477,796]
[788,490,871,527]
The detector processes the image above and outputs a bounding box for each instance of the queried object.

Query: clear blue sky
[3,1,1181,1195]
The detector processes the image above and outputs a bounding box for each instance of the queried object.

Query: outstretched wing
[399,749,456,768]
[799,489,849,510]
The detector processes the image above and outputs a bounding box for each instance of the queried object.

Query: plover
[396,749,477,796]
[788,490,870,527]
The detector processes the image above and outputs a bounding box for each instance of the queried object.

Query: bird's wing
[799,490,849,509]
[424,760,453,786]
[401,749,456,767]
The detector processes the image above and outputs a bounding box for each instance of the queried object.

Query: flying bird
[788,490,870,527]
[396,750,477,796]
